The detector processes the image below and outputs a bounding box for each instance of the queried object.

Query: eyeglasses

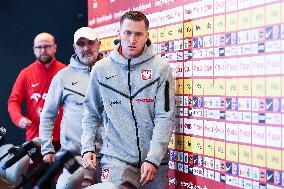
[34,44,54,50]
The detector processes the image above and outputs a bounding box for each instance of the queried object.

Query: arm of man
[81,68,103,169]
[82,152,97,170]
[43,153,55,163]
[18,117,32,129]
[141,60,175,185]
[8,69,30,128]
[140,162,157,185]
[39,72,64,160]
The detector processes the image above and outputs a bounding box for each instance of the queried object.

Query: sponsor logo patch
[101,168,110,181]
[136,98,155,103]
[32,83,39,88]
[141,69,152,80]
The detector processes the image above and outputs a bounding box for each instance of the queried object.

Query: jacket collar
[69,55,91,74]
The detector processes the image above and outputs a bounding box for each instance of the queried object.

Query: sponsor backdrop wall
[88,0,284,188]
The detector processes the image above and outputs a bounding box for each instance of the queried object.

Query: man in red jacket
[8,32,65,143]
[7,32,66,185]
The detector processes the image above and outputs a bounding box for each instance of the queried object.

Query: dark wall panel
[0,0,87,145]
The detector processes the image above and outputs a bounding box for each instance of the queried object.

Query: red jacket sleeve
[8,70,26,127]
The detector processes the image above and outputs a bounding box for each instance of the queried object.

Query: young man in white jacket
[82,11,175,189]
[39,27,103,188]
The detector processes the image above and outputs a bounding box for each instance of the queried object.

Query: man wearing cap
[39,27,103,188]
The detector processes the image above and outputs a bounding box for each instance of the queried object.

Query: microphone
[113,39,120,45]
[0,146,19,161]
[34,151,80,189]
[2,137,41,170]
[0,127,6,146]
[113,38,151,46]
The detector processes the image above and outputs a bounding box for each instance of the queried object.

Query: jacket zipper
[128,59,142,167]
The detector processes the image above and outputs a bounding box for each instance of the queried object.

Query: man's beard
[79,53,98,65]
[37,55,53,64]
